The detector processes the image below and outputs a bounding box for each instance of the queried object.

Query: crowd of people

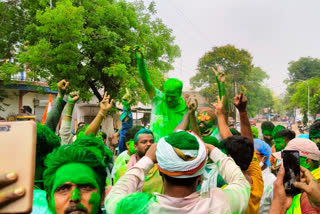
[1,47,320,214]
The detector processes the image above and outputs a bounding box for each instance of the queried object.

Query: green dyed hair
[73,134,113,165]
[76,124,89,138]
[309,120,320,139]
[165,131,199,150]
[163,78,183,93]
[202,136,227,154]
[251,126,259,139]
[261,121,275,132]
[115,192,156,214]
[43,144,106,196]
[230,128,241,136]
[36,123,60,188]
[272,125,285,138]
[134,128,153,144]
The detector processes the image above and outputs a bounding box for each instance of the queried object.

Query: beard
[137,146,151,158]
[199,121,213,134]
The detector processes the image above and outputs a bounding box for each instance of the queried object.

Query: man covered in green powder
[261,121,275,146]
[43,144,107,214]
[197,65,226,143]
[136,46,187,142]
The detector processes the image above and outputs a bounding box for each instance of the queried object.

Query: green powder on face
[89,192,101,214]
[70,188,81,201]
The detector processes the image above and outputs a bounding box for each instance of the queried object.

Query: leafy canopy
[190,44,272,117]
[17,0,180,103]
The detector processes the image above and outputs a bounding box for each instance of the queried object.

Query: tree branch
[88,80,103,101]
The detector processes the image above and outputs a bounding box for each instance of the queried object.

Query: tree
[290,78,320,116]
[190,45,272,117]
[17,0,180,103]
[287,57,320,82]
[0,0,27,59]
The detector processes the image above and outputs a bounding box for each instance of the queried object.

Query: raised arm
[213,96,232,139]
[85,92,114,136]
[234,92,253,143]
[60,91,79,145]
[211,65,226,99]
[118,88,133,153]
[44,80,68,132]
[136,46,155,99]
[174,97,200,136]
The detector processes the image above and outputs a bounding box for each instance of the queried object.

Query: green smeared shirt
[150,88,187,142]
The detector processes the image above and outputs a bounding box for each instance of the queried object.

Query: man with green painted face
[261,121,275,146]
[43,144,106,214]
[309,120,320,150]
[272,138,320,213]
[136,46,187,142]
[273,129,296,152]
[270,129,296,168]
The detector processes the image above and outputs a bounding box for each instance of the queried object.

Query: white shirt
[106,148,251,214]
[259,167,276,214]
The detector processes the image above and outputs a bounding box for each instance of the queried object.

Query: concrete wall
[0,89,57,122]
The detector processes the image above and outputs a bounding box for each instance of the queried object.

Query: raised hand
[294,166,320,208]
[100,91,114,116]
[122,88,132,103]
[68,91,80,104]
[234,92,247,112]
[187,97,198,113]
[135,45,145,60]
[270,166,293,213]
[212,96,224,116]
[211,65,225,83]
[57,79,69,97]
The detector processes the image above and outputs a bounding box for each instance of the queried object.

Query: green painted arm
[136,49,155,99]
[215,76,225,99]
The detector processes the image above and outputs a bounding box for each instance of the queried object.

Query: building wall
[1,89,19,119]
[0,89,57,122]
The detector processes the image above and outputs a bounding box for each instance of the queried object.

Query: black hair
[223,136,254,171]
[125,125,144,142]
[261,121,275,132]
[78,121,86,127]
[100,131,107,140]
[274,129,296,142]
[162,174,199,186]
[309,120,320,139]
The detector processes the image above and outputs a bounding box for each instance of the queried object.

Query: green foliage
[0,0,26,59]
[285,57,320,116]
[0,62,22,112]
[288,57,320,82]
[290,78,320,115]
[190,45,271,117]
[18,0,180,103]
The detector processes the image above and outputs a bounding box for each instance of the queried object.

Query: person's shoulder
[115,192,157,213]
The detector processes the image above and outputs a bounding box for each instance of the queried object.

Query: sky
[144,0,320,95]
